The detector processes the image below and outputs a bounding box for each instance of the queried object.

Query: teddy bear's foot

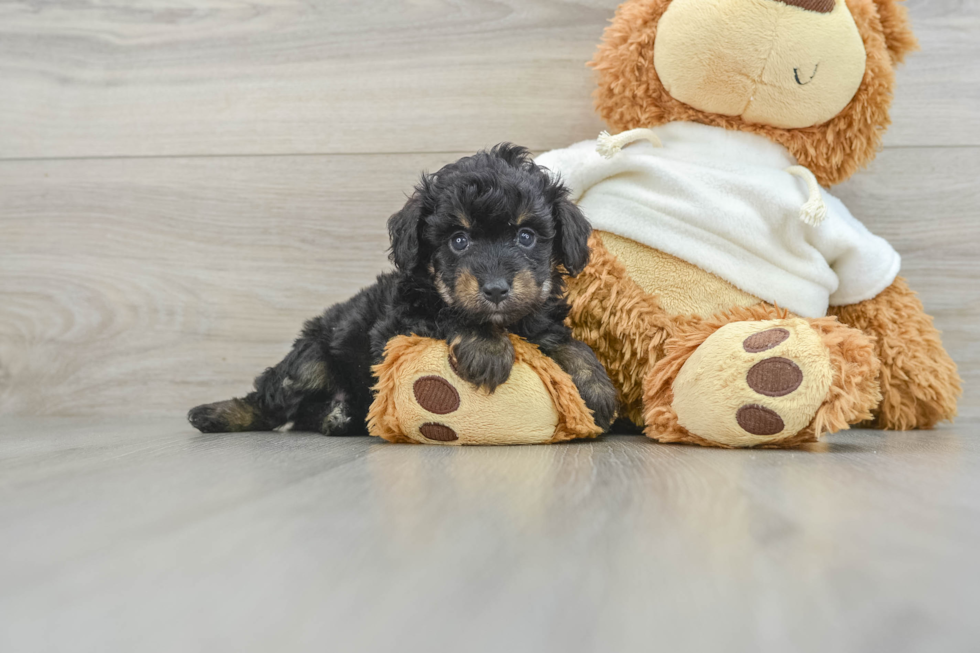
[671,319,833,447]
[643,312,881,448]
[367,335,602,445]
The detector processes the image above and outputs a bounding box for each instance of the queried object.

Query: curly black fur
[188,144,618,436]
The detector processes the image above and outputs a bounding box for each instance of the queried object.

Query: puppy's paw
[188,399,261,433]
[188,403,226,433]
[577,373,618,432]
[320,395,353,436]
[547,339,619,432]
[450,334,515,393]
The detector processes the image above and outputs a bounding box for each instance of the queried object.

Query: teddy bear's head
[592,0,917,186]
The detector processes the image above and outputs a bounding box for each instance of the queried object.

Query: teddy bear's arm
[828,276,961,430]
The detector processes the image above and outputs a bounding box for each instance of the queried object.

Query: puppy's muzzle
[481,278,510,305]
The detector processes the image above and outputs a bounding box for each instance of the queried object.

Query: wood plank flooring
[2,417,979,652]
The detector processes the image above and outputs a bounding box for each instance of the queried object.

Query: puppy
[188,144,618,436]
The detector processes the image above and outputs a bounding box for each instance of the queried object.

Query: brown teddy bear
[534,0,960,447]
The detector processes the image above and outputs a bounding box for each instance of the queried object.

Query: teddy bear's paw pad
[735,404,785,436]
[742,328,790,353]
[672,319,834,446]
[419,422,459,442]
[745,357,803,397]
[413,376,460,414]
[412,375,463,442]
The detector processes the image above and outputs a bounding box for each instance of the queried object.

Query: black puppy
[188,144,617,436]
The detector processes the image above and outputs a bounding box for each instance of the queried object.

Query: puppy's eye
[517,228,536,248]
[450,232,469,252]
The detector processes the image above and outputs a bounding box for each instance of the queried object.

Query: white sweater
[536,122,900,318]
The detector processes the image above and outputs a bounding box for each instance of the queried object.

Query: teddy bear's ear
[870,0,919,64]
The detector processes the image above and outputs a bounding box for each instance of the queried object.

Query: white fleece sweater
[536,122,900,318]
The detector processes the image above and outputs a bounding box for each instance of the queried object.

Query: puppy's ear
[387,177,432,272]
[552,192,591,277]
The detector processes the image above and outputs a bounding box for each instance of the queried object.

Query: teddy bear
[531,0,960,447]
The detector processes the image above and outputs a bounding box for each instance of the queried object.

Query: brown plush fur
[565,232,697,424]
[828,277,961,429]
[590,0,918,187]
[872,0,920,64]
[640,305,882,448]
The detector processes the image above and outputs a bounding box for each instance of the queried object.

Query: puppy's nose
[481,279,510,305]
[773,0,834,12]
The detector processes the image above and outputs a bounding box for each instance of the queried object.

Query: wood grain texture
[0,0,617,159]
[2,418,979,652]
[889,0,980,145]
[0,0,977,160]
[2,147,977,418]
[0,153,452,416]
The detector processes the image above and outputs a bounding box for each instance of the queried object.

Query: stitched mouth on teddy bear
[794,63,819,86]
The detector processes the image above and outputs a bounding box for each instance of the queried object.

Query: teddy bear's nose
[774,0,835,13]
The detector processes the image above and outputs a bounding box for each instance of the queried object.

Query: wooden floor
[2,417,979,652]
[2,1,980,649]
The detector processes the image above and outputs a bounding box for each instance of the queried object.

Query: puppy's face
[388,145,591,326]
[427,205,551,325]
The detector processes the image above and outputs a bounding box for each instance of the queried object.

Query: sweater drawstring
[786,166,828,227]
[596,128,663,159]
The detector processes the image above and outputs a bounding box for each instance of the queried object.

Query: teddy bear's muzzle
[652,0,867,129]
